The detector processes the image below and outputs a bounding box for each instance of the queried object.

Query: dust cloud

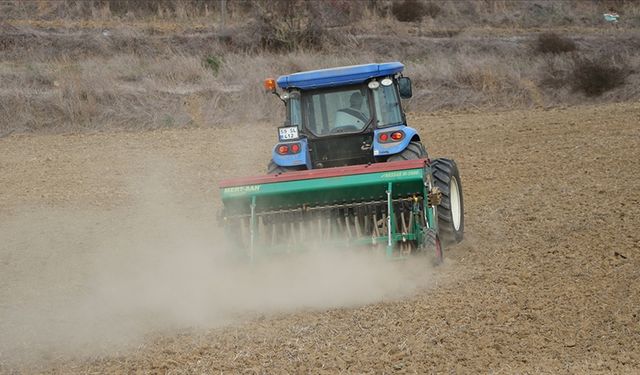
[0,169,439,367]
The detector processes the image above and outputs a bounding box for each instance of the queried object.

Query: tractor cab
[266,62,419,173]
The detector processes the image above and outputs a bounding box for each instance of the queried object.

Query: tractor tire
[387,141,427,162]
[267,160,305,175]
[431,158,464,245]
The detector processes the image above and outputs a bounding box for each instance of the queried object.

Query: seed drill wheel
[431,158,464,245]
[420,228,443,265]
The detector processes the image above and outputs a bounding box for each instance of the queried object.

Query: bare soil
[1,103,639,373]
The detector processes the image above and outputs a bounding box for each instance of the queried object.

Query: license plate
[278,126,299,141]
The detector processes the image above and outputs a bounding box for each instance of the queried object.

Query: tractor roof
[276,62,404,90]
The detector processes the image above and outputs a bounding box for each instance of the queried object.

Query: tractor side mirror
[398,77,412,99]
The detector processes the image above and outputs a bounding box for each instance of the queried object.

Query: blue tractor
[255,62,465,247]
[266,62,429,173]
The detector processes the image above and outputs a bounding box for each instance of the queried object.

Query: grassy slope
[0,0,639,133]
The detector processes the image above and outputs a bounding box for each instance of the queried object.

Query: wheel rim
[450,176,461,231]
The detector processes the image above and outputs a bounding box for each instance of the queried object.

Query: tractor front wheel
[431,158,464,245]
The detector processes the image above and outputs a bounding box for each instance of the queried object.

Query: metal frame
[223,161,439,261]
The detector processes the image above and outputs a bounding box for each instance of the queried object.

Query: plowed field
[1,103,639,373]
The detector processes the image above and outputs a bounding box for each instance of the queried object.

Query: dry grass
[1,1,640,134]
[3,0,640,29]
[1,41,639,134]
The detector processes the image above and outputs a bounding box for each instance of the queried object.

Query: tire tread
[431,158,464,245]
[387,141,428,162]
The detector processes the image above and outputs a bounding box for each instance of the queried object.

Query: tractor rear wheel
[387,141,427,162]
[431,158,464,245]
[267,160,305,174]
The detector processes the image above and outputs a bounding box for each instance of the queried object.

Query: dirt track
[1,103,639,373]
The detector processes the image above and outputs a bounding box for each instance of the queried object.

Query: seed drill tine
[336,212,344,236]
[408,200,415,233]
[386,182,393,258]
[271,218,277,246]
[372,212,379,238]
[344,212,352,240]
[257,215,263,247]
[326,217,332,240]
[401,207,408,234]
[354,211,362,238]
[282,220,287,244]
[239,217,247,249]
[425,183,437,231]
[289,221,296,248]
[249,196,256,262]
[364,207,370,237]
[299,221,304,245]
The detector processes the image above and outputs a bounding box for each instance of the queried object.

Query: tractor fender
[271,138,310,168]
[373,126,420,157]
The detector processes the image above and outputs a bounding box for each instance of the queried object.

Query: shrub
[571,58,627,97]
[204,56,222,75]
[453,68,502,92]
[424,2,442,18]
[538,57,570,89]
[26,64,54,87]
[309,0,363,27]
[392,0,430,23]
[535,33,577,54]
[238,0,325,52]
[250,16,323,52]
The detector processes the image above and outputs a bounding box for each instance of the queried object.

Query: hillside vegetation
[1,0,639,133]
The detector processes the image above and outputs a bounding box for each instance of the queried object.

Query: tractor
[219,62,463,262]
